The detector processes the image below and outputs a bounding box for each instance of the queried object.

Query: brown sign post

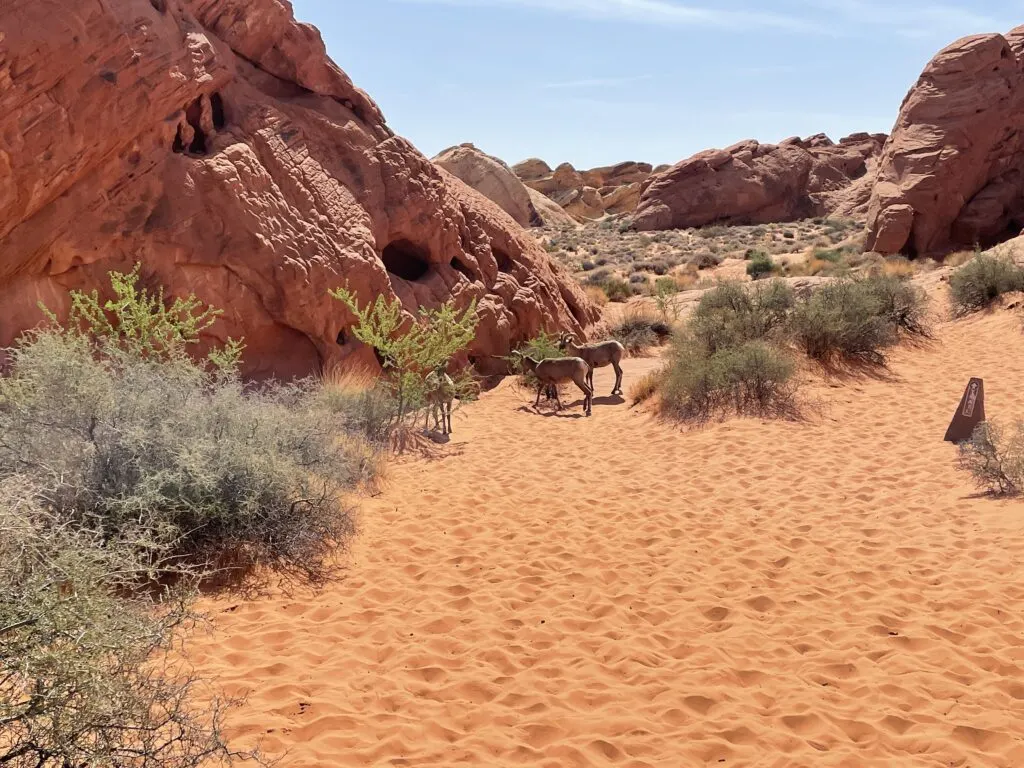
[944,378,985,443]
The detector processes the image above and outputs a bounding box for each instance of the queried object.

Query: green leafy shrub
[331,286,479,428]
[948,254,1024,315]
[746,252,776,280]
[958,421,1024,496]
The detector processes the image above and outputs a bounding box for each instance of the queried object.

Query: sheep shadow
[516,405,588,419]
[592,394,626,407]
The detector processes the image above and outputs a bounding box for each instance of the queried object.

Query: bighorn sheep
[424,363,456,434]
[512,351,593,416]
[558,333,625,396]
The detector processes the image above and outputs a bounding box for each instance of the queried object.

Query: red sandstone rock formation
[865,27,1024,256]
[632,133,886,231]
[512,159,655,221]
[0,0,599,378]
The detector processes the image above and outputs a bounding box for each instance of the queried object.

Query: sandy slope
[189,307,1024,767]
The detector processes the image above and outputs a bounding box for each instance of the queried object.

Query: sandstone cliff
[866,27,1024,256]
[512,158,655,221]
[632,133,886,231]
[0,0,599,378]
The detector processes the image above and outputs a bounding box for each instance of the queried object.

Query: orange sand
[189,308,1024,767]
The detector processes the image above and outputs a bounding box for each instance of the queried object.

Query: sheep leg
[612,360,623,395]
[445,400,453,434]
[576,376,593,416]
[534,383,543,409]
[553,387,563,411]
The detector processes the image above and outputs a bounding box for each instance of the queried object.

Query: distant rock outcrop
[0,0,600,379]
[633,133,886,231]
[433,143,542,228]
[865,27,1024,256]
[512,159,657,221]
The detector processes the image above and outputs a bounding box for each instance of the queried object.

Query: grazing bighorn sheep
[424,363,456,434]
[558,333,625,396]
[512,351,593,416]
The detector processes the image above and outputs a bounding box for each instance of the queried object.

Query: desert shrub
[698,225,729,239]
[783,230,796,240]
[789,279,898,365]
[948,254,1024,315]
[585,268,611,286]
[0,481,235,768]
[0,268,378,581]
[629,369,663,406]
[880,256,916,278]
[331,286,479,425]
[596,257,609,267]
[602,277,636,303]
[585,284,609,306]
[659,337,798,422]
[0,332,370,582]
[958,421,1024,495]
[945,249,977,268]
[691,280,795,353]
[746,252,776,280]
[859,274,931,337]
[655,276,681,296]
[611,309,672,354]
[629,273,648,285]
[316,372,399,446]
[692,251,723,270]
[744,248,768,261]
[581,260,596,271]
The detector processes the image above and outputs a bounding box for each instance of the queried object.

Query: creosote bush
[691,280,794,353]
[659,336,798,423]
[958,421,1024,496]
[786,280,909,366]
[948,254,1024,315]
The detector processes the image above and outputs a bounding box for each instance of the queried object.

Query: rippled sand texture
[189,308,1024,767]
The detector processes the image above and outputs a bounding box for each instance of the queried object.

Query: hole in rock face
[336,329,346,346]
[382,239,432,281]
[451,257,474,280]
[494,248,514,273]
[185,100,207,154]
[373,348,388,369]
[172,128,186,154]
[211,92,227,130]
[149,0,166,11]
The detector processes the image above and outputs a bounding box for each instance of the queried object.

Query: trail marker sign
[943,378,985,443]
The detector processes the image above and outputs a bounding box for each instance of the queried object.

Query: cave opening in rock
[382,239,432,281]
[450,257,474,280]
[211,92,227,130]
[172,127,185,154]
[493,248,514,273]
[336,329,346,346]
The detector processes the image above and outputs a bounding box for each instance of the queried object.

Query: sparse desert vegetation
[948,254,1024,315]
[536,216,865,294]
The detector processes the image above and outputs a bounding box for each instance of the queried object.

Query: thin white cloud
[389,0,829,33]
[796,0,1014,37]
[541,74,655,89]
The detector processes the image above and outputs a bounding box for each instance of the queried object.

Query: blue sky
[293,1,1019,169]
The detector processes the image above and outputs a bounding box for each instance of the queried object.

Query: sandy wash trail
[189,309,1024,767]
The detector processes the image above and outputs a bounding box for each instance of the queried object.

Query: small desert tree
[330,286,479,428]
